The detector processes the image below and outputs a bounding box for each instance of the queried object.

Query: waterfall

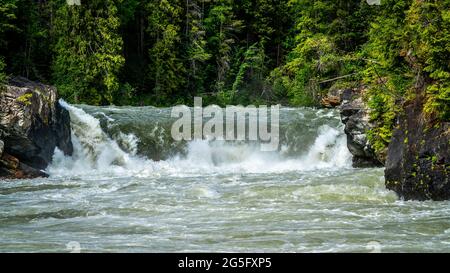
[47,101,352,178]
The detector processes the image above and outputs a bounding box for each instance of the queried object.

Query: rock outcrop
[339,88,383,168]
[331,77,449,200]
[385,97,450,201]
[321,95,341,108]
[0,77,73,178]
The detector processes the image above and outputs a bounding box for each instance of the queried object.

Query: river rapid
[1,103,450,252]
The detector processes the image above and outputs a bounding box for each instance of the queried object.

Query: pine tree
[236,0,290,64]
[269,0,376,106]
[0,0,18,83]
[184,0,211,95]
[204,0,242,93]
[118,0,147,100]
[147,0,186,105]
[52,0,125,105]
[8,0,56,81]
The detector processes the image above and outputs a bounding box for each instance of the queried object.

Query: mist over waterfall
[47,101,352,178]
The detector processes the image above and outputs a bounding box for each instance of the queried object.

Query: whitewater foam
[47,101,352,178]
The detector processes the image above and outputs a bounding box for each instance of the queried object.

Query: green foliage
[406,1,450,120]
[52,0,125,105]
[273,35,340,106]
[146,0,186,105]
[366,88,399,154]
[16,92,33,105]
[185,0,212,95]
[0,57,6,84]
[267,0,375,106]
[0,0,292,106]
[361,0,413,152]
[0,0,18,83]
[204,0,243,93]
[362,0,450,153]
[7,1,52,81]
[113,82,136,105]
[230,42,267,102]
[0,0,17,36]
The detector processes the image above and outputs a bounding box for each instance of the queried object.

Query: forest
[1,0,450,154]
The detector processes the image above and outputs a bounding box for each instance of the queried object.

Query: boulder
[0,77,72,178]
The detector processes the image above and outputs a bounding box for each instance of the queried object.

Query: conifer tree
[52,0,124,105]
[204,0,242,93]
[147,0,186,104]
[0,0,18,83]
[184,0,211,95]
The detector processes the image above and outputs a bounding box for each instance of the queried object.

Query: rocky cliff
[385,96,450,201]
[338,88,383,168]
[0,77,73,178]
[336,86,450,200]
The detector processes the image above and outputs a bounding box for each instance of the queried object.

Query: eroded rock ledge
[0,77,73,179]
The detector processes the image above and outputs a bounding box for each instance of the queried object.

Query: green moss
[386,180,401,188]
[431,155,438,163]
[16,93,33,106]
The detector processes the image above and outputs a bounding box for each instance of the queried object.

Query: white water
[49,101,145,179]
[49,101,352,178]
[3,102,450,253]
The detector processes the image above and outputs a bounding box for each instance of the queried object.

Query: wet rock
[0,153,19,170]
[0,152,48,178]
[0,77,72,178]
[340,88,383,168]
[385,98,450,200]
[321,95,341,108]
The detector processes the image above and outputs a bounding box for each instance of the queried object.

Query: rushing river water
[1,103,450,253]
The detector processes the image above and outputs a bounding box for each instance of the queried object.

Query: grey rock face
[0,77,72,178]
[340,89,383,168]
[385,98,450,200]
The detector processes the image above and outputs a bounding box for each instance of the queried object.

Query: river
[1,103,450,252]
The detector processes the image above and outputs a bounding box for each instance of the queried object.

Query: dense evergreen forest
[1,0,449,152]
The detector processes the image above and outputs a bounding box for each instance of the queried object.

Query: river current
[1,102,449,252]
